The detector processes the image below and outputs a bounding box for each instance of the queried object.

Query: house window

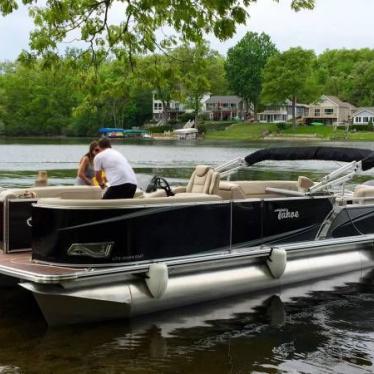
[324,108,334,115]
[363,117,369,123]
[315,109,320,116]
[356,117,361,123]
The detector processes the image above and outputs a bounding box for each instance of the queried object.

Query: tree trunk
[194,96,199,126]
[292,96,297,128]
[251,99,257,122]
[112,101,117,128]
[162,100,169,124]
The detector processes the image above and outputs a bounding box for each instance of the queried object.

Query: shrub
[148,125,173,133]
[179,112,196,123]
[350,124,374,132]
[276,122,291,131]
[197,124,207,134]
[203,121,235,131]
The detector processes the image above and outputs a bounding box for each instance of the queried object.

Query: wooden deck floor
[0,251,90,281]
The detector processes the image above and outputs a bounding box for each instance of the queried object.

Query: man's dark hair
[98,137,112,149]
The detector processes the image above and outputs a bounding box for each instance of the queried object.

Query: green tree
[262,47,320,127]
[349,61,374,107]
[225,32,277,116]
[139,54,183,124]
[315,49,374,106]
[0,59,79,135]
[175,43,228,123]
[0,0,315,61]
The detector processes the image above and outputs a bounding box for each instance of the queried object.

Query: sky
[1,0,374,60]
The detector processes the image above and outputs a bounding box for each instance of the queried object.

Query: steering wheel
[146,176,175,197]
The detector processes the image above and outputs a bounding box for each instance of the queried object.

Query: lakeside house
[305,95,356,125]
[204,95,249,120]
[257,100,309,123]
[352,108,374,125]
[152,97,185,121]
[152,93,211,121]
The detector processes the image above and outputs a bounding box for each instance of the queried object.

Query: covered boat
[1,146,374,325]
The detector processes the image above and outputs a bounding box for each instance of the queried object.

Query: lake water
[1,138,374,373]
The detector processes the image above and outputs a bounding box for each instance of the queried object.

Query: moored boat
[2,146,374,325]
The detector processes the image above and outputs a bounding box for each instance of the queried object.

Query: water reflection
[0,270,373,372]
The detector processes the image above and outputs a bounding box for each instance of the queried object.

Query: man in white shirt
[94,138,137,199]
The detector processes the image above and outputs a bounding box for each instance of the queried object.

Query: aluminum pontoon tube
[21,242,374,326]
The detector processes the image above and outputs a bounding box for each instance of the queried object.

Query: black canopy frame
[244,147,374,171]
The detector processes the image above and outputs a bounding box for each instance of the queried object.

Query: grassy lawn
[204,122,374,141]
[205,123,278,140]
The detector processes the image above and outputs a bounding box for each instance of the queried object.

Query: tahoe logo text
[274,208,300,220]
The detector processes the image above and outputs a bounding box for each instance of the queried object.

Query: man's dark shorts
[102,183,137,199]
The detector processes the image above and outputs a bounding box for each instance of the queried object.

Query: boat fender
[266,248,287,278]
[145,263,168,298]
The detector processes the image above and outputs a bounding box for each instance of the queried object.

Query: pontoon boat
[1,146,374,325]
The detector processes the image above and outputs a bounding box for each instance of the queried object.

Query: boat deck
[0,252,91,283]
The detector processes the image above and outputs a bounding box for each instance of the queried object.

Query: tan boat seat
[297,176,314,192]
[0,186,103,201]
[186,165,220,195]
[353,185,374,203]
[36,193,223,208]
[217,181,246,200]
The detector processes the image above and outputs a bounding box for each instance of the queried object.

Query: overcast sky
[1,0,374,60]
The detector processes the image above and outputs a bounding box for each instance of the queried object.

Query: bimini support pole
[308,160,362,195]
[215,157,246,179]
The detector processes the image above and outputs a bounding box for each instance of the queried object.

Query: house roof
[206,95,243,104]
[353,107,374,116]
[321,95,355,109]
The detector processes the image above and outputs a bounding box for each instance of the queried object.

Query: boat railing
[214,157,246,179]
[308,160,362,195]
[215,157,365,194]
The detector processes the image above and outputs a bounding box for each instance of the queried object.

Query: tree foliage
[315,49,374,107]
[0,44,228,136]
[262,47,320,126]
[0,0,315,60]
[225,32,277,114]
[175,43,228,122]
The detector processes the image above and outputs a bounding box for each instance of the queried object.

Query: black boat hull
[32,197,333,265]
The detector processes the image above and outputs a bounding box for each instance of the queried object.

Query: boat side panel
[231,201,262,246]
[8,200,36,251]
[232,198,333,247]
[0,201,3,249]
[262,198,333,244]
[32,203,231,264]
[327,205,374,238]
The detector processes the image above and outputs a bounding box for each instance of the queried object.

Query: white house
[152,93,211,121]
[353,108,374,125]
[257,99,309,123]
[152,97,185,121]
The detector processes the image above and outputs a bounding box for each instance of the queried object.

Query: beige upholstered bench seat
[36,193,223,208]
[0,186,104,201]
[0,186,146,201]
[352,185,374,204]
[217,180,300,199]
